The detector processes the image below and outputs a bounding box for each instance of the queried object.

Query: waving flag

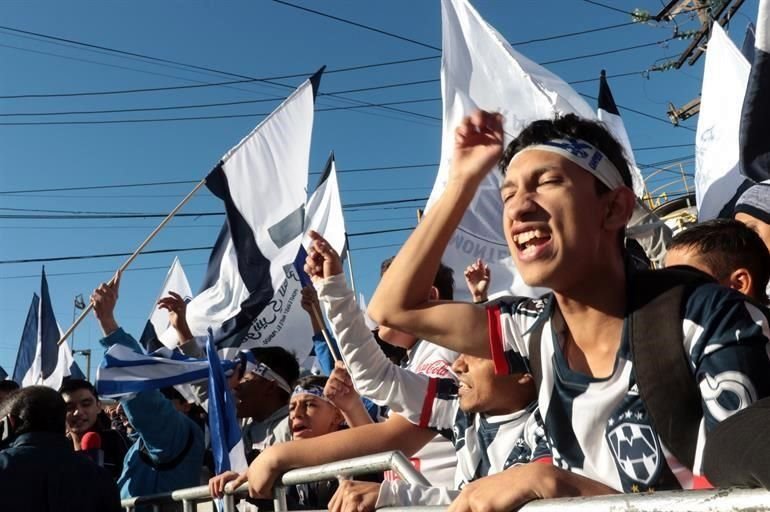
[740,0,770,184]
[68,359,87,381]
[207,329,248,499]
[179,69,322,359]
[12,269,72,388]
[597,70,645,197]
[0,366,7,381]
[95,343,237,397]
[304,153,348,257]
[427,0,593,300]
[139,257,193,352]
[695,23,751,220]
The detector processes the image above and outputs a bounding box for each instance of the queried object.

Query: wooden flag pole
[311,302,339,362]
[57,178,209,346]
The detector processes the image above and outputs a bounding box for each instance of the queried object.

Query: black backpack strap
[138,425,196,472]
[527,325,543,391]
[628,267,714,469]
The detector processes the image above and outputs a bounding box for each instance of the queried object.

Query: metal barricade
[385,487,770,512]
[119,450,428,512]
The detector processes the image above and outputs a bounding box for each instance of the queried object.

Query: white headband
[237,351,292,394]
[511,138,626,191]
[291,383,335,405]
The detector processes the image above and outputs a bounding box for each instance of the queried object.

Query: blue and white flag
[180,69,322,360]
[426,0,593,301]
[695,23,751,220]
[597,70,645,198]
[740,0,770,184]
[139,257,193,352]
[207,329,248,492]
[12,268,73,389]
[95,343,237,398]
[0,366,7,381]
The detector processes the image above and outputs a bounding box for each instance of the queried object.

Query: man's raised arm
[368,111,505,357]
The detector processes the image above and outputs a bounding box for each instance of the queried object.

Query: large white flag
[427,0,595,300]
[140,257,193,351]
[182,69,322,359]
[695,23,751,221]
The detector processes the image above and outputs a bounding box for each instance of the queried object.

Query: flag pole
[58,178,209,346]
[344,233,358,297]
[310,303,339,362]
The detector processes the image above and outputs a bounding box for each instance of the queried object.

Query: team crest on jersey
[607,422,660,485]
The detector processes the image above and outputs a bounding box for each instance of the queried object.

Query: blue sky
[0,0,759,377]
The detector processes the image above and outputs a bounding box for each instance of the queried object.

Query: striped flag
[12,268,73,389]
[426,0,593,301]
[206,329,247,492]
[139,257,193,352]
[597,70,645,198]
[95,343,236,398]
[180,69,323,359]
[740,0,770,184]
[695,23,751,220]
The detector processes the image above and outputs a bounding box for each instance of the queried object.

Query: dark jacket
[0,431,121,512]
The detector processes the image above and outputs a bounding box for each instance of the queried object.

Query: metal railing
[385,487,770,512]
[120,450,429,512]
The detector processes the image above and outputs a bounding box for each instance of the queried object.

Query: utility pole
[73,349,92,382]
[71,294,86,350]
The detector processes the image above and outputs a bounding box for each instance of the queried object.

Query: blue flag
[207,328,247,500]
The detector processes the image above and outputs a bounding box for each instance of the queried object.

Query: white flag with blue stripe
[178,69,323,360]
[207,329,247,498]
[12,268,72,389]
[139,257,193,352]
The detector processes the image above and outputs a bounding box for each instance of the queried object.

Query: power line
[579,92,696,131]
[579,0,634,16]
[270,0,440,51]
[0,262,209,280]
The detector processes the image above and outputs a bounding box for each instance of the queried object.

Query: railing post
[273,486,288,512]
[182,498,194,512]
[222,494,236,512]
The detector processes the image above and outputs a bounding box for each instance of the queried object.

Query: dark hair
[293,375,328,390]
[0,380,20,394]
[499,114,634,193]
[380,257,455,300]
[59,378,98,400]
[2,386,66,436]
[249,347,300,398]
[670,219,770,303]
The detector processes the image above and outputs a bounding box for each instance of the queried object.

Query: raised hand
[464,258,491,303]
[300,285,324,335]
[303,230,343,282]
[452,110,505,184]
[157,291,193,342]
[323,361,360,415]
[91,271,121,336]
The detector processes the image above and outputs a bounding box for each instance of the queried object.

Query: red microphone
[80,431,104,467]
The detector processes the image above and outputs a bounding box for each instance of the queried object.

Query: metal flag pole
[57,178,209,346]
[310,303,339,362]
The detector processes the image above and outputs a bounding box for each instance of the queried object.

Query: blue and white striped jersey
[399,377,549,489]
[487,282,770,493]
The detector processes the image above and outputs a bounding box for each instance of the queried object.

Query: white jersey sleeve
[375,480,459,507]
[315,273,435,413]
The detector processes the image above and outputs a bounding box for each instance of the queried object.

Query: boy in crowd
[91,275,205,502]
[367,111,770,512]
[60,378,130,480]
[665,219,770,305]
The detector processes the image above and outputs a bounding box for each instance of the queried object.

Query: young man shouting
[368,111,770,512]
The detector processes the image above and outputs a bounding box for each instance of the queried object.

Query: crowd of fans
[0,112,769,512]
